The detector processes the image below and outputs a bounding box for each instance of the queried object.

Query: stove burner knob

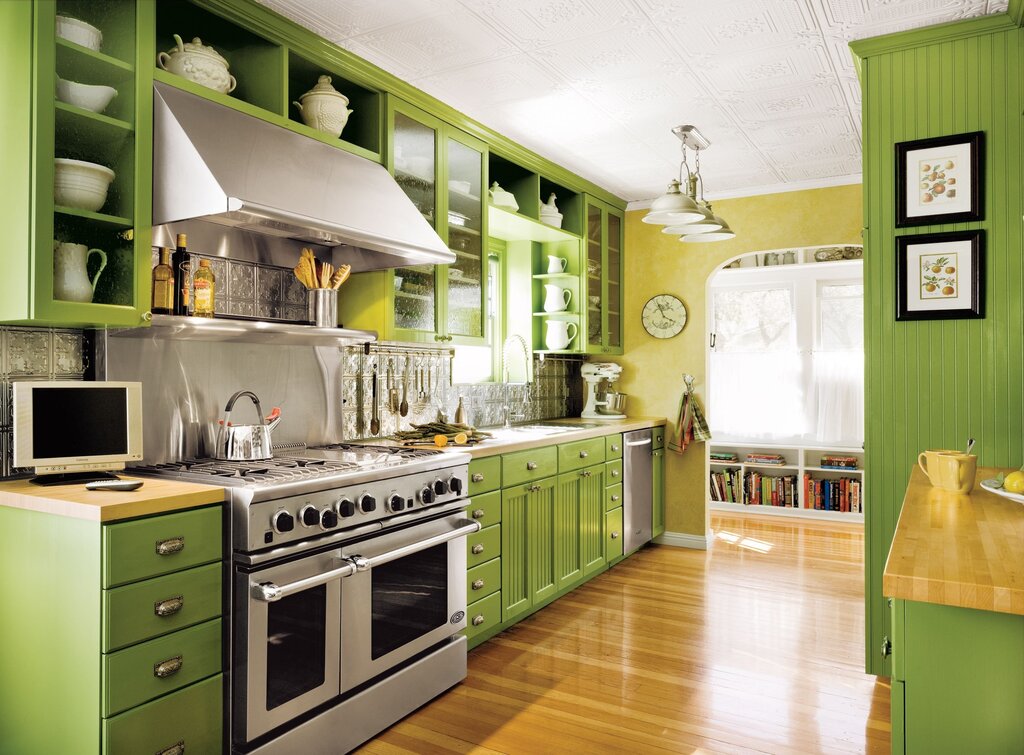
[359,494,377,513]
[320,508,339,530]
[300,505,320,528]
[448,476,463,496]
[420,487,435,504]
[272,510,295,533]
[388,494,406,512]
[433,478,449,496]
[337,498,356,518]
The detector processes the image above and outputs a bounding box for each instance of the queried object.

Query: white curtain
[709,351,809,440]
[812,351,864,445]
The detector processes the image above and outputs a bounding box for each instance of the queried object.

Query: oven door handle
[251,560,356,602]
[346,519,481,572]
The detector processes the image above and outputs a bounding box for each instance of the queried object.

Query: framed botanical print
[896,131,983,227]
[896,230,984,321]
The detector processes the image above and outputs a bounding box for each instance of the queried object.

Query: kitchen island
[884,466,1024,754]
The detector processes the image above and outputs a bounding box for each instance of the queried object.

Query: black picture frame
[895,131,983,227]
[896,230,984,321]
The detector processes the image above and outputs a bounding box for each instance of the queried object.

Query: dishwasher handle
[625,438,652,447]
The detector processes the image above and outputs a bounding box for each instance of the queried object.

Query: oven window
[371,543,448,659]
[266,585,327,710]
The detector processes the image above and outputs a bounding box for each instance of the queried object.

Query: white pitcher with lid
[544,320,578,350]
[543,284,571,313]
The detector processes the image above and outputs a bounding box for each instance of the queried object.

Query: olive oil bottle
[192,258,216,318]
[151,247,173,315]
[172,233,191,316]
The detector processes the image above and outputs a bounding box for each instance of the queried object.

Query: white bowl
[56,78,117,113]
[54,158,115,212]
[56,15,103,52]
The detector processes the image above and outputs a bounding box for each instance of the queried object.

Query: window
[451,253,501,383]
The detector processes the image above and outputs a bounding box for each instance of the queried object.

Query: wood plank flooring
[357,514,890,755]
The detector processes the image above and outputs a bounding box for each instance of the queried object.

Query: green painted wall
[853,20,1024,676]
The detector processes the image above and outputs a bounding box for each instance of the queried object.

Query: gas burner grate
[311,443,442,459]
[133,456,360,482]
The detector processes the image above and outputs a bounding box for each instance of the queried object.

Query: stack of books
[710,451,739,463]
[803,475,862,512]
[820,454,859,470]
[745,453,788,466]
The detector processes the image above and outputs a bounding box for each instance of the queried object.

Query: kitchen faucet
[501,334,532,428]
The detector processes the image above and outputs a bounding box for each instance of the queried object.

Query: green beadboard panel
[859,26,1024,676]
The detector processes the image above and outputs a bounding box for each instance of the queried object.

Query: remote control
[85,480,144,492]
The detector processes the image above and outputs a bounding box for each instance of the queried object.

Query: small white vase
[53,242,106,303]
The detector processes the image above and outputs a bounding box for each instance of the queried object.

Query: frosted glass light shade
[642,180,702,225]
[678,204,722,234]
[682,215,734,242]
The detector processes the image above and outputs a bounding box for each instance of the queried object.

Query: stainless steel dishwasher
[623,428,654,554]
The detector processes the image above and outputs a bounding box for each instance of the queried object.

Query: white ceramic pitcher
[546,255,567,274]
[544,319,578,350]
[543,284,571,313]
[53,242,106,302]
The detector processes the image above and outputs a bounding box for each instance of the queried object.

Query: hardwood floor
[357,514,890,755]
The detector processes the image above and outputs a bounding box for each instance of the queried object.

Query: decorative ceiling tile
[259,0,448,39]
[467,0,637,50]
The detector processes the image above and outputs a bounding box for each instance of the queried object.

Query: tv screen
[31,387,128,458]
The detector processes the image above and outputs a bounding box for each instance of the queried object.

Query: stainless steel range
[134,443,478,754]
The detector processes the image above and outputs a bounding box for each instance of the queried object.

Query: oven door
[240,547,354,743]
[340,512,480,692]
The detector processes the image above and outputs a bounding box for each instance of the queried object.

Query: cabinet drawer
[103,562,222,652]
[469,456,502,495]
[605,459,623,485]
[467,557,500,600]
[465,591,502,641]
[103,506,222,588]
[103,673,223,755]
[502,446,558,487]
[605,483,623,512]
[605,434,623,460]
[605,507,624,561]
[652,427,665,450]
[558,438,606,473]
[467,490,501,528]
[102,618,222,717]
[467,523,501,568]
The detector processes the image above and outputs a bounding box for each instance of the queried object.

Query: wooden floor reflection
[358,513,890,754]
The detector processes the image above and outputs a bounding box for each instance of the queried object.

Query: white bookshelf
[707,440,864,524]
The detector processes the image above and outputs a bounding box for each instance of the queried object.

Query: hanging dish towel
[669,381,711,454]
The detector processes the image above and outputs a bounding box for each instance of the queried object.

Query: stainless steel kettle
[213,390,281,461]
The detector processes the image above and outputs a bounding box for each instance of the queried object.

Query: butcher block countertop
[0,476,225,522]
[884,465,1024,616]
[453,416,665,459]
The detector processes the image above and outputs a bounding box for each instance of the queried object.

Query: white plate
[980,478,1024,504]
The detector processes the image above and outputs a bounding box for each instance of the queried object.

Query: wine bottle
[151,247,173,315]
[192,258,216,318]
[172,233,191,316]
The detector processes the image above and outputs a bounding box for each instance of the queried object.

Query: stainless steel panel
[623,428,653,554]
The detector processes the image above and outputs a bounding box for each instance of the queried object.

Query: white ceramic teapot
[53,242,106,303]
[158,35,236,94]
[544,319,578,350]
[543,285,571,313]
[293,75,353,138]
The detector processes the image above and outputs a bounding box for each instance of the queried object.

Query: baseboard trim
[654,530,710,550]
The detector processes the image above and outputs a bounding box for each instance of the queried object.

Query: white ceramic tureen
[292,75,353,138]
[158,35,236,94]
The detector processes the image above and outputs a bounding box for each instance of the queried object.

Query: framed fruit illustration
[896,131,983,227]
[896,230,984,321]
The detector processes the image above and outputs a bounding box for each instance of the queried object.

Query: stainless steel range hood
[152,81,454,271]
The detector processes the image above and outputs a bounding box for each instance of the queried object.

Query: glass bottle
[151,247,173,315]
[172,233,191,316]
[192,259,215,318]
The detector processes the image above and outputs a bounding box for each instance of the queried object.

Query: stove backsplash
[0,327,86,478]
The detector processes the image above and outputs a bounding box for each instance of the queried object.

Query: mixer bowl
[598,392,627,415]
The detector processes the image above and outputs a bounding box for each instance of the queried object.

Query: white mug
[543,285,572,313]
[544,319,578,350]
[53,241,106,302]
[546,255,567,274]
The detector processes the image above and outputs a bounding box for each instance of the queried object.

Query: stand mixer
[581,362,626,419]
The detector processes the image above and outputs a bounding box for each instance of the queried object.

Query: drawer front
[469,456,502,495]
[465,591,502,641]
[605,483,623,512]
[103,506,222,588]
[604,459,623,485]
[467,490,501,528]
[467,523,501,568]
[103,562,222,652]
[558,438,606,473]
[103,673,223,755]
[467,557,501,600]
[502,445,558,487]
[102,618,222,717]
[606,508,624,561]
[652,427,665,450]
[605,434,623,460]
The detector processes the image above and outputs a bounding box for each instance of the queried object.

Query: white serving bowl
[56,15,103,52]
[54,158,115,212]
[56,78,117,114]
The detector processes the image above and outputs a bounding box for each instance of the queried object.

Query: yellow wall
[611,184,863,537]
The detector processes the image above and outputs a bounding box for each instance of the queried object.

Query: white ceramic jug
[53,242,106,302]
[543,285,571,313]
[544,319,578,350]
[546,255,567,274]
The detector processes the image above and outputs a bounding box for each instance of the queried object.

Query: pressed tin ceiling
[258,0,1010,203]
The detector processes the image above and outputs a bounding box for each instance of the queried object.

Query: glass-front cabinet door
[445,132,486,342]
[585,198,624,355]
[586,204,604,350]
[605,209,623,351]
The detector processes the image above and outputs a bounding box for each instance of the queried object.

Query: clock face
[642,294,687,339]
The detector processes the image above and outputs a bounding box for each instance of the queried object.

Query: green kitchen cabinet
[0,0,154,327]
[652,447,665,538]
[605,507,624,561]
[501,477,557,622]
[468,456,502,496]
[577,465,607,577]
[554,464,606,591]
[584,196,624,355]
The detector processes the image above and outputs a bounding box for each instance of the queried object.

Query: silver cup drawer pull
[154,655,183,678]
[155,536,185,556]
[154,595,184,617]
[472,509,486,519]
[472,614,485,626]
[471,543,485,555]
[471,473,485,483]
[526,461,538,471]
[156,741,185,755]
[472,579,485,590]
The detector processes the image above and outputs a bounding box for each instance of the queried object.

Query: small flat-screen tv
[13,381,143,481]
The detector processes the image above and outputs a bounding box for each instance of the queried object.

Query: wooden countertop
[884,465,1024,615]
[447,416,666,459]
[0,476,225,523]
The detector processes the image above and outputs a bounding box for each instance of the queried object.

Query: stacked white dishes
[56,15,103,51]
[56,78,117,113]
[54,158,115,212]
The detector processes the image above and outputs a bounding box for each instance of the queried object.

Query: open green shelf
[55,101,132,133]
[55,37,133,73]
[55,205,133,228]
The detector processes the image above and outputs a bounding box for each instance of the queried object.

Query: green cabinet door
[528,477,558,607]
[652,447,665,538]
[554,472,582,591]
[578,465,607,577]
[501,478,557,622]
[583,196,624,356]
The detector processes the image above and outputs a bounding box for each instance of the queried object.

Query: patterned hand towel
[669,384,711,454]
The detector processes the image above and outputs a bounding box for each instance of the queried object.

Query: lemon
[1003,470,1024,493]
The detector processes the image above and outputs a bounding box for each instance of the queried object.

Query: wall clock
[642,294,686,338]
